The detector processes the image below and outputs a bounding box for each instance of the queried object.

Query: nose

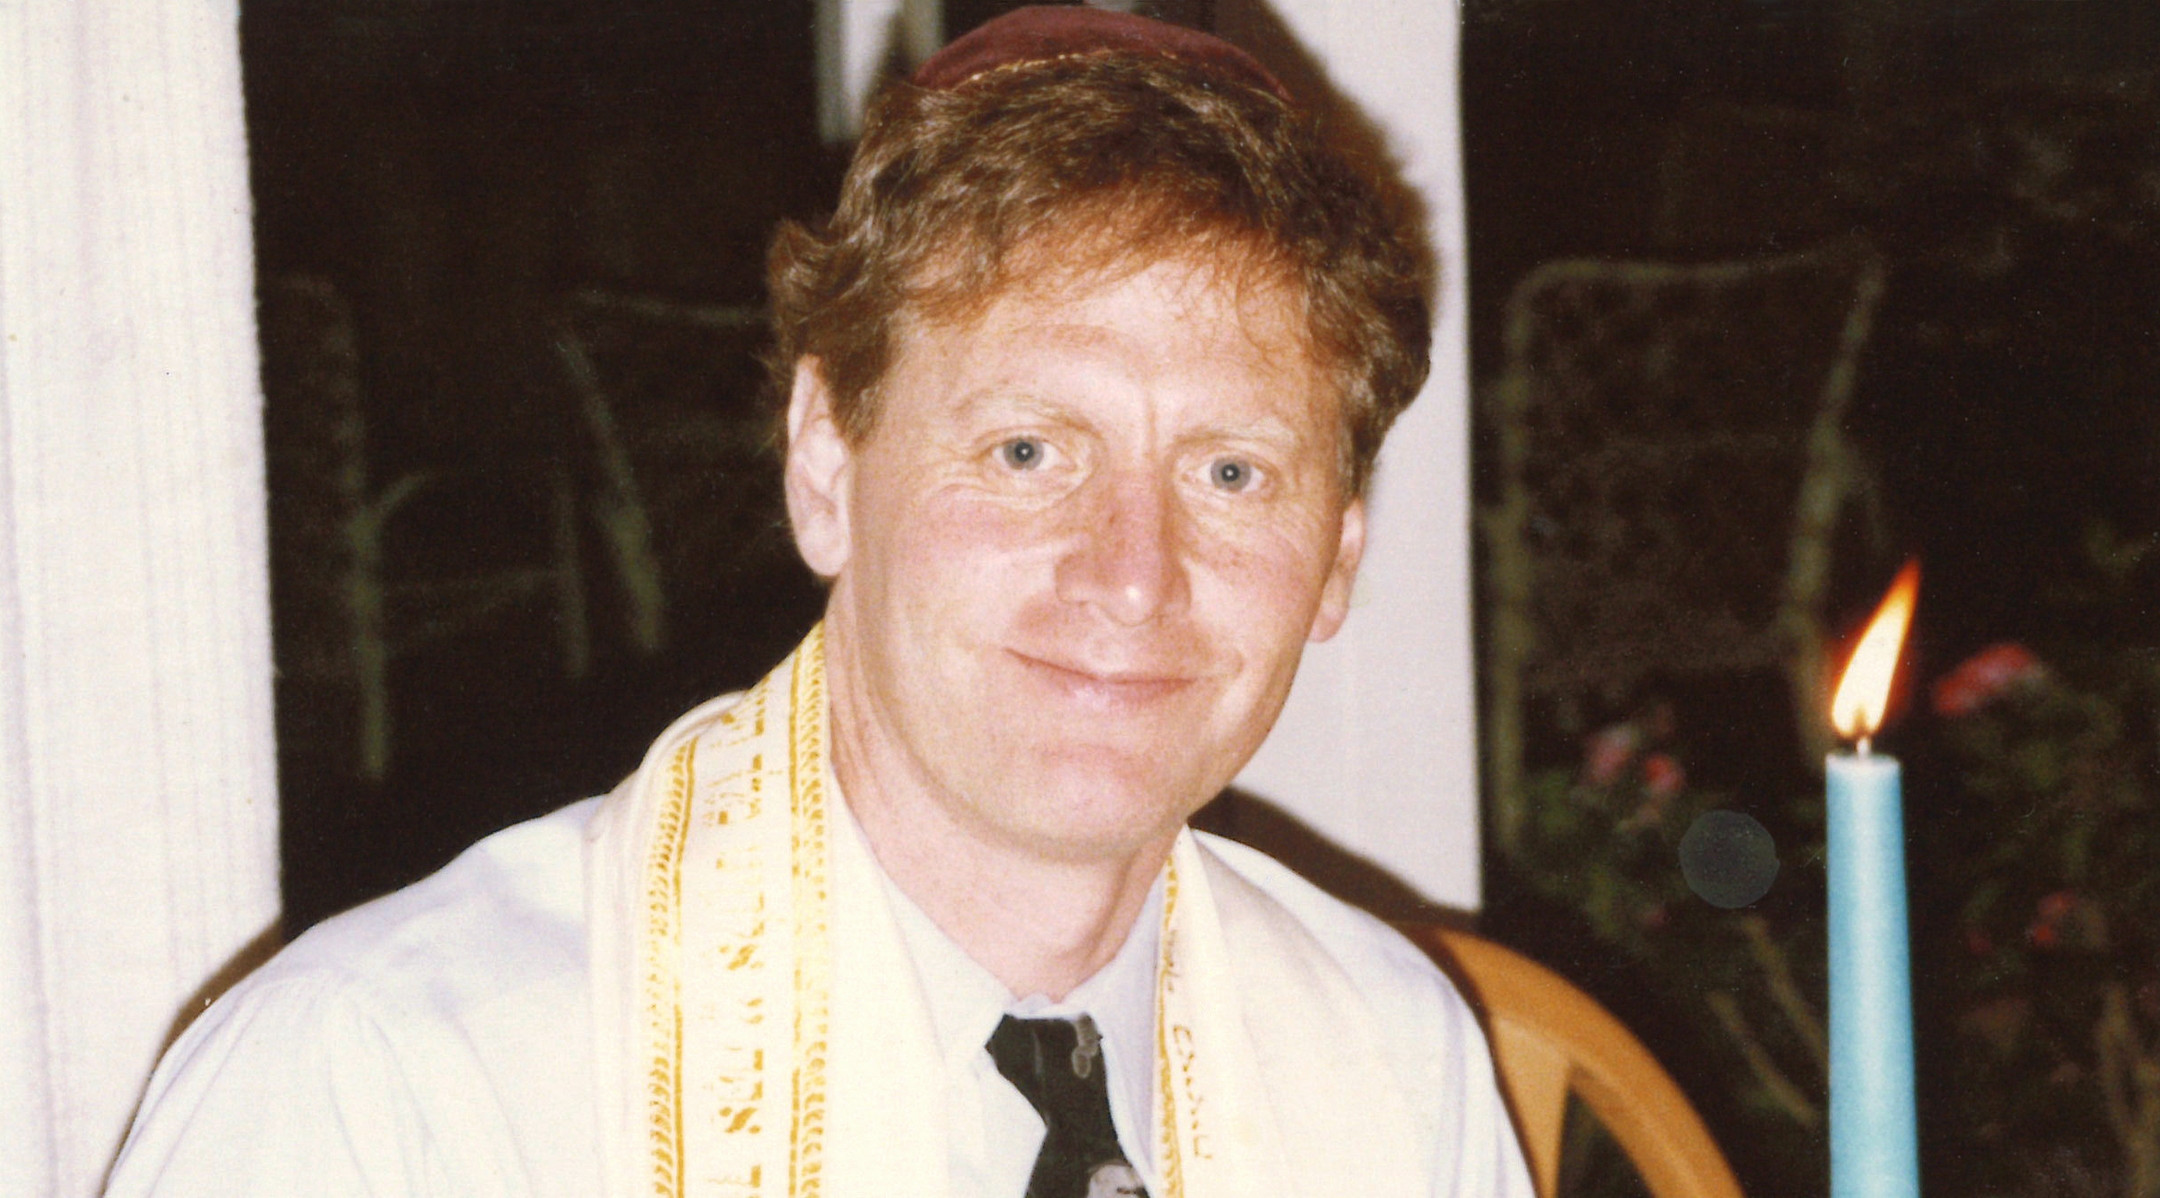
[1054,468,1190,626]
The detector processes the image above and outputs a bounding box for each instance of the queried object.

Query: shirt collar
[1042,878,1162,1137]
[874,839,1165,1146]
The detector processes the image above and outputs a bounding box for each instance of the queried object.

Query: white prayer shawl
[586,627,1425,1198]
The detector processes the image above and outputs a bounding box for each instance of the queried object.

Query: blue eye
[1210,458,1252,491]
[999,438,1044,469]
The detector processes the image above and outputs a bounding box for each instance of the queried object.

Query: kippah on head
[912,5,1289,101]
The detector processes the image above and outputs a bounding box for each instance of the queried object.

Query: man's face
[787,248,1365,865]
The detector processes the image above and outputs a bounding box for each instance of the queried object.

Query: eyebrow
[1173,413,1315,456]
[943,388,1082,428]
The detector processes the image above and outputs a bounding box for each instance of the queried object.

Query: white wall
[815,0,942,141]
[1225,0,1482,911]
[0,3,280,1194]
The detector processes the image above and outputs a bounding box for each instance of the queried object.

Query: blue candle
[1826,560,1922,1198]
[1827,749,1919,1198]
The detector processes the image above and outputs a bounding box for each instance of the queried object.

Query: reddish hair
[766,48,1431,494]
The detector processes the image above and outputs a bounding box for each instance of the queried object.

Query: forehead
[881,249,1334,433]
[1017,251,1294,340]
[900,239,1325,384]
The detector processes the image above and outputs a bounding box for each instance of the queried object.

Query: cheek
[1190,509,1341,626]
[858,489,1065,622]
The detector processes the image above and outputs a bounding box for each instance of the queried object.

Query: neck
[825,645,1172,1002]
[851,783,1167,1001]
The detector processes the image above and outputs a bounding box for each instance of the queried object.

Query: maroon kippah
[913,5,1289,101]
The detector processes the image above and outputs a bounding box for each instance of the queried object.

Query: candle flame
[1831,560,1921,741]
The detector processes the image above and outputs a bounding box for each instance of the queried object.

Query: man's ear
[784,357,854,578]
[1307,497,1366,644]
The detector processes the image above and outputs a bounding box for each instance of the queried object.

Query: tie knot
[988,1014,1104,1094]
[986,1014,1144,1197]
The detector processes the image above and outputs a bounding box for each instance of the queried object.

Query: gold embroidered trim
[642,737,698,1197]
[1155,855,1185,1198]
[621,624,1282,1197]
[788,627,833,1195]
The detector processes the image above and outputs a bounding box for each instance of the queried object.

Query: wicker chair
[1481,238,1887,853]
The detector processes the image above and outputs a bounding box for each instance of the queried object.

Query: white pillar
[0,2,280,1194]
[815,0,943,142]
[1227,0,1482,910]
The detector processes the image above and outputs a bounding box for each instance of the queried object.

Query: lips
[1008,650,1199,711]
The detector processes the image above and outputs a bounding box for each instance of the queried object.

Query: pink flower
[1583,723,1641,786]
[2026,889,2080,950]
[1932,642,2047,717]
[1641,753,1687,800]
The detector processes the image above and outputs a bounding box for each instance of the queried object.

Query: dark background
[248,0,836,930]
[1459,5,2160,1195]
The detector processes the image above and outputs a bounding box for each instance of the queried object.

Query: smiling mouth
[1010,651,1198,710]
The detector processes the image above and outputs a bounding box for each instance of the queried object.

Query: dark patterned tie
[985,1014,1149,1198]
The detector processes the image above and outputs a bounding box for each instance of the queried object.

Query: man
[107,9,1531,1197]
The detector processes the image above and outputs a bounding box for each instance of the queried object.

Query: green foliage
[1496,537,2160,1197]
[1930,623,2160,1198]
[1499,709,1831,1194]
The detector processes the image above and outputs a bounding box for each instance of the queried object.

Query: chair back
[1481,239,1886,852]
[1402,926,1746,1198]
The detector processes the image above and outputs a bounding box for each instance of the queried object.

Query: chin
[995,745,1222,852]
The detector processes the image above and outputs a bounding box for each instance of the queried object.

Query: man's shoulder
[1191,830,1534,1196]
[1190,830,1470,1031]
[263,796,601,1017]
[1190,828,1505,1103]
[109,799,609,1197]
[226,798,604,1057]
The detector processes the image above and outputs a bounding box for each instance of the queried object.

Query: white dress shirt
[878,849,1164,1196]
[107,795,1531,1198]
